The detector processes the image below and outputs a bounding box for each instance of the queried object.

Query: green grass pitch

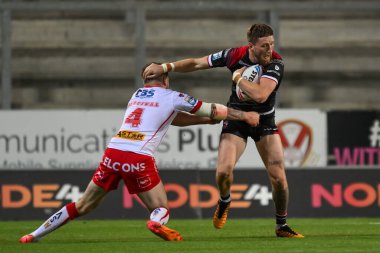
[1,218,379,253]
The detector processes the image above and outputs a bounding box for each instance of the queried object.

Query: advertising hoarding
[1,169,379,220]
[0,109,327,169]
[328,111,380,167]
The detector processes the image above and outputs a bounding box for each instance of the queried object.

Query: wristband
[232,72,242,83]
[161,63,176,73]
[161,64,168,73]
[169,63,175,72]
[194,102,227,120]
[236,77,243,86]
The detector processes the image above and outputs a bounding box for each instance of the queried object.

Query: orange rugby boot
[275,224,304,238]
[213,200,230,229]
[19,234,38,243]
[146,221,183,241]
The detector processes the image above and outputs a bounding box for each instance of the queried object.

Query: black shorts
[221,114,278,142]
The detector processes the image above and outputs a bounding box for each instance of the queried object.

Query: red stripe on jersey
[140,111,176,151]
[272,50,282,60]
[190,100,203,113]
[227,46,249,68]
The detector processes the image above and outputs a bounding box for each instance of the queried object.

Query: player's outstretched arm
[171,112,220,127]
[143,56,209,79]
[194,102,259,127]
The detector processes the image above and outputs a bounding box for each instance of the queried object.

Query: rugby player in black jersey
[143,24,304,238]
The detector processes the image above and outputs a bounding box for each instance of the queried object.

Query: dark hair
[247,24,274,44]
[141,62,168,82]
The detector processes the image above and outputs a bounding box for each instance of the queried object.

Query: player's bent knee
[216,170,232,180]
[270,176,288,190]
[150,207,170,225]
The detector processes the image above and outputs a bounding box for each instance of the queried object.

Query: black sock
[220,194,231,202]
[276,213,287,226]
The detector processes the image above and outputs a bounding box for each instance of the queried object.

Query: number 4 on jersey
[125,108,144,127]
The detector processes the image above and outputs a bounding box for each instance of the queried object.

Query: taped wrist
[194,102,228,120]
[211,103,228,120]
[161,63,175,73]
[232,72,242,83]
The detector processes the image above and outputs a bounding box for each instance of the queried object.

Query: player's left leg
[256,134,304,238]
[138,182,183,241]
[19,180,107,243]
[213,133,246,229]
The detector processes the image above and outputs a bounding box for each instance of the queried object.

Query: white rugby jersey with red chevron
[108,86,202,156]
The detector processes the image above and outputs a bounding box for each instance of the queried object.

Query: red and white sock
[31,203,79,239]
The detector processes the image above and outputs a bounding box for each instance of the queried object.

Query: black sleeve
[208,48,231,68]
[261,59,284,84]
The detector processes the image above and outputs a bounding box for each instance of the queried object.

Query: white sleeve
[171,90,202,113]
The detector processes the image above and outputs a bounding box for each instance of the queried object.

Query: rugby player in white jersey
[19,63,260,243]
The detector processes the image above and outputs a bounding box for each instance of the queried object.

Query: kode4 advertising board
[1,169,379,220]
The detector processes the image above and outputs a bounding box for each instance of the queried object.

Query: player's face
[250,36,275,65]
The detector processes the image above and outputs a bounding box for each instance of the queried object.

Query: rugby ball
[235,64,262,101]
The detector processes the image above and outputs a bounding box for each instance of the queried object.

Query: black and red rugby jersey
[207,46,284,114]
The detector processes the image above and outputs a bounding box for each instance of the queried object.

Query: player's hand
[243,111,260,127]
[232,66,247,83]
[143,63,164,79]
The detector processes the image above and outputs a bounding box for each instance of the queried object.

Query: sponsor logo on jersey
[128,101,159,107]
[94,168,105,182]
[275,65,280,71]
[102,156,146,172]
[135,89,155,98]
[137,176,151,188]
[184,96,197,106]
[211,50,223,61]
[116,130,145,141]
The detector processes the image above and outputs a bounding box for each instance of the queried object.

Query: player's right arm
[233,67,277,103]
[171,112,220,127]
[173,92,259,127]
[143,56,209,79]
[194,102,260,127]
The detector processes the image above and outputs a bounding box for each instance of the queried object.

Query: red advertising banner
[1,169,380,220]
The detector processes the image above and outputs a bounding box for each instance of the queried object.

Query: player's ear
[162,74,169,88]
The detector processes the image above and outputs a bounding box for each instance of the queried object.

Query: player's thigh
[255,134,284,166]
[217,133,247,172]
[256,134,287,181]
[77,180,107,210]
[137,181,168,212]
